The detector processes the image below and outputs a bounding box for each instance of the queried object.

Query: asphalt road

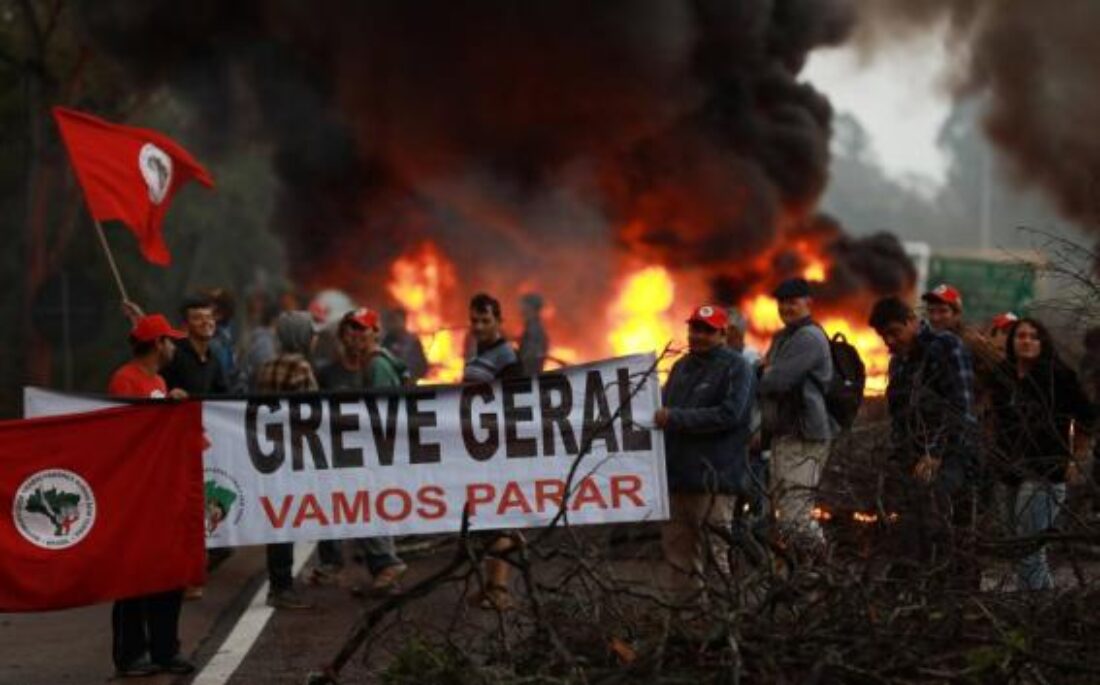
[0,547,266,685]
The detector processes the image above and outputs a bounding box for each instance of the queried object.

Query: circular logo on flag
[138,143,173,205]
[698,306,714,317]
[12,469,96,550]
[203,467,244,539]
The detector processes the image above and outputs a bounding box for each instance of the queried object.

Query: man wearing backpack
[313,308,409,596]
[758,278,835,556]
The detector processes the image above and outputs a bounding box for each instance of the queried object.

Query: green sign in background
[926,256,1036,325]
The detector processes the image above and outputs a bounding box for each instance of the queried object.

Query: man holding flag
[49,107,214,675]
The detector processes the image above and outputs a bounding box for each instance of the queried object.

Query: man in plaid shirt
[870,297,979,587]
[256,310,319,609]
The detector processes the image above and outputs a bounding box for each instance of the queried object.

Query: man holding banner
[464,292,525,611]
[655,305,755,596]
[107,314,197,677]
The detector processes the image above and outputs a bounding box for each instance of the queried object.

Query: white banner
[25,354,668,547]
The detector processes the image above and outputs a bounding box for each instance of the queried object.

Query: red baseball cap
[921,284,963,310]
[343,307,380,329]
[686,305,729,330]
[991,312,1019,331]
[131,314,186,343]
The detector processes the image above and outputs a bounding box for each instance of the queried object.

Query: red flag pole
[92,219,131,303]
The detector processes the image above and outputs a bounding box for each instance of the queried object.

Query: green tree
[0,3,288,412]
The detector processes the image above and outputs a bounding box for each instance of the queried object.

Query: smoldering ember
[5,1,1100,684]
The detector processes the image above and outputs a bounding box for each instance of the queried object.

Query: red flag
[52,107,215,266]
[0,403,206,612]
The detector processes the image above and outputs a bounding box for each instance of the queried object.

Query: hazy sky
[805,28,953,186]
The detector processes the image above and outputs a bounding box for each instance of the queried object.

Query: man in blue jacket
[655,305,755,594]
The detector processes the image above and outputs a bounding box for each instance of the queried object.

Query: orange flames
[745,295,889,396]
[386,242,587,382]
[387,242,464,383]
[383,236,890,396]
[743,243,890,396]
[813,506,899,525]
[607,266,679,370]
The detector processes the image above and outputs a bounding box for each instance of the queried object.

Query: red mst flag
[52,107,215,266]
[0,403,206,612]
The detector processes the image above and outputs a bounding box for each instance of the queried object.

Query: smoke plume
[855,0,1100,231]
[79,1,922,331]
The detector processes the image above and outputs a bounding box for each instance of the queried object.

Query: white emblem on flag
[12,469,96,550]
[699,306,714,317]
[139,143,173,205]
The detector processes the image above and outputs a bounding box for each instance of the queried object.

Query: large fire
[606,266,679,371]
[386,242,464,383]
[384,238,891,396]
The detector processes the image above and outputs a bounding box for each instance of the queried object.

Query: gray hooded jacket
[759,317,835,442]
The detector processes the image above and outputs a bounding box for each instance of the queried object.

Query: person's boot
[155,655,196,675]
[266,586,314,610]
[115,654,159,678]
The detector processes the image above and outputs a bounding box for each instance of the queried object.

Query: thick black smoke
[855,0,1100,231]
[709,215,915,307]
[80,1,900,322]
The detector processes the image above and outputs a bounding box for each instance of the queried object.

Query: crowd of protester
[657,277,1096,599]
[103,278,1098,677]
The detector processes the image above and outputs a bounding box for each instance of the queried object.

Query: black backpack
[813,329,866,430]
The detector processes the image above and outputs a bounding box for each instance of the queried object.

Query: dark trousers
[318,540,342,567]
[892,480,980,590]
[111,589,183,668]
[267,543,294,592]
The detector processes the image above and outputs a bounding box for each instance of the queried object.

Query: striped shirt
[463,338,524,383]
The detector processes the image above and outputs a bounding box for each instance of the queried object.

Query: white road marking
[191,542,316,685]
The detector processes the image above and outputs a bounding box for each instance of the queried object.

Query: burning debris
[75,1,923,373]
[387,243,464,383]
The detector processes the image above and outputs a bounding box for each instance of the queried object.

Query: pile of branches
[308,363,1100,685]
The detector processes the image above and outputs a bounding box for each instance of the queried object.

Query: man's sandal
[470,584,515,611]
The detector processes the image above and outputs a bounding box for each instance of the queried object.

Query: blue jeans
[1012,481,1066,591]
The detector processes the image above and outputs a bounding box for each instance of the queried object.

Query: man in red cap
[923,284,1002,523]
[109,315,189,399]
[654,304,755,596]
[922,283,1001,371]
[758,278,835,558]
[922,284,964,334]
[312,308,409,595]
[107,314,193,677]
